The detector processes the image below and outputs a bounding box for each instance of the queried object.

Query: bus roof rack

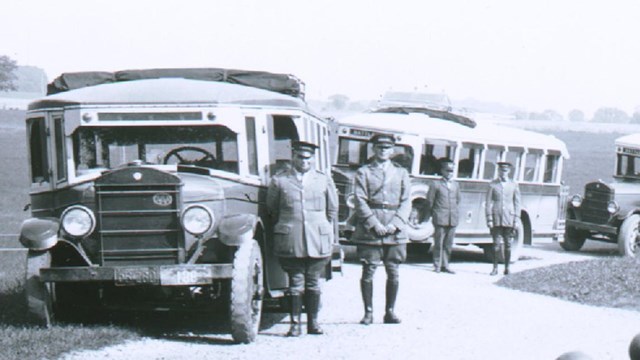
[371,106,476,128]
[47,68,306,99]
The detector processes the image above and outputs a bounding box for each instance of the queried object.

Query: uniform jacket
[266,168,338,258]
[352,161,411,245]
[485,178,522,227]
[426,177,461,227]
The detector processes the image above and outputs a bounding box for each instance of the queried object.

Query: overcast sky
[2,0,640,116]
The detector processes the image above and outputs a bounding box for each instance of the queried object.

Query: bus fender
[19,218,59,251]
[218,213,259,247]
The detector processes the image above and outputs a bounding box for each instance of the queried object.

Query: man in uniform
[485,161,521,276]
[266,141,339,336]
[425,159,461,274]
[352,133,411,325]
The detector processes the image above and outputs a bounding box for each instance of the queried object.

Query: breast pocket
[284,190,301,208]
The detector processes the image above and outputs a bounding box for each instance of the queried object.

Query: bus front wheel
[560,226,587,251]
[618,214,640,257]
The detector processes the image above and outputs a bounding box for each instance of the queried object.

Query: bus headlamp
[607,201,619,214]
[182,205,214,235]
[61,205,96,238]
[346,193,356,209]
[570,195,583,208]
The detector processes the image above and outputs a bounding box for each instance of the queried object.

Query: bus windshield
[336,137,414,171]
[73,125,239,174]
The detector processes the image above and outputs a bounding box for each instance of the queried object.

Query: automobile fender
[19,218,59,251]
[218,213,259,246]
[615,209,640,223]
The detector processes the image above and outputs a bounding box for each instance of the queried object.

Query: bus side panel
[520,183,562,235]
[456,181,488,233]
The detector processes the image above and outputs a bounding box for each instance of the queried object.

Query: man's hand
[373,223,387,236]
[385,224,397,235]
[487,220,493,228]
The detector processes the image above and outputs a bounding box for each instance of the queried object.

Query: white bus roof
[338,111,570,158]
[615,133,640,148]
[28,78,307,111]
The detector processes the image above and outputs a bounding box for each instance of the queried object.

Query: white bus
[332,107,570,262]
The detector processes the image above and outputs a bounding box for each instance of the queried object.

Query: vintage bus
[332,107,570,262]
[563,133,640,257]
[19,68,338,343]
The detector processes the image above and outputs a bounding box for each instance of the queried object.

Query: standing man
[485,161,522,276]
[425,159,461,274]
[352,133,411,325]
[266,141,339,336]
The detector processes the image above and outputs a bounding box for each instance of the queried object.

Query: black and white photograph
[2,1,640,359]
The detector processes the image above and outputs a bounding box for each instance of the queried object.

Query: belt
[368,203,400,210]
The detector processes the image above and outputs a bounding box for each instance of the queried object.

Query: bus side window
[523,151,542,182]
[268,115,299,175]
[543,153,560,183]
[458,144,480,179]
[28,117,50,184]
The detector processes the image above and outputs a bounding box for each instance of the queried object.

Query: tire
[482,218,524,264]
[618,214,640,257]
[406,201,434,241]
[230,240,264,344]
[560,225,587,251]
[25,250,54,327]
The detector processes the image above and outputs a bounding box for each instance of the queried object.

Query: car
[563,133,640,257]
[19,68,339,343]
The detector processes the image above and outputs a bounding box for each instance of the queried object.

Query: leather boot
[286,294,302,337]
[504,248,511,275]
[383,280,401,324]
[490,244,499,276]
[305,290,324,335]
[360,280,373,325]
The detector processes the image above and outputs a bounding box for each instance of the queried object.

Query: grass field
[0,109,636,358]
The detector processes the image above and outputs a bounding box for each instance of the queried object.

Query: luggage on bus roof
[47,68,305,99]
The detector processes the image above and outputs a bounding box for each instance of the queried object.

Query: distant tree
[631,112,640,124]
[568,109,585,122]
[542,109,563,122]
[0,55,18,92]
[592,107,629,123]
[328,94,349,110]
[528,111,549,121]
[513,111,528,120]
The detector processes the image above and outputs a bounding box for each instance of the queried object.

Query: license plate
[115,267,160,286]
[160,266,212,286]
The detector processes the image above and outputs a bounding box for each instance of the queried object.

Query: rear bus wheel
[618,214,640,257]
[230,240,264,343]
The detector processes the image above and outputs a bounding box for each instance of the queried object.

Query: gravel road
[62,240,640,360]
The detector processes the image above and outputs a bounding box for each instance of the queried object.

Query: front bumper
[41,264,233,286]
[566,219,617,235]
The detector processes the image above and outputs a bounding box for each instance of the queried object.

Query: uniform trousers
[279,257,329,295]
[491,226,515,251]
[433,225,456,270]
[357,244,406,282]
